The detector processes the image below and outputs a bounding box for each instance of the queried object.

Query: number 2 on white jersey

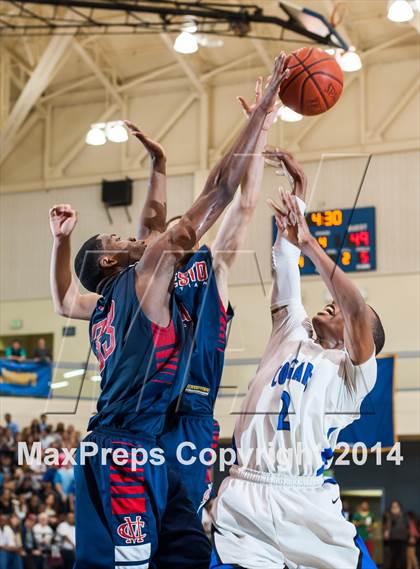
[277,391,291,431]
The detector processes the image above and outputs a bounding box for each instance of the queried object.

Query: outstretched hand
[124,121,166,172]
[268,188,312,251]
[258,53,290,114]
[49,204,78,239]
[237,76,281,131]
[263,148,307,200]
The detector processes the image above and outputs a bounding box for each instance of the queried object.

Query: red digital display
[348,231,370,247]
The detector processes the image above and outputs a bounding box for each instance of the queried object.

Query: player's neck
[314,336,344,351]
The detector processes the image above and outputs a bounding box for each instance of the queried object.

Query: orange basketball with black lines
[280,47,344,116]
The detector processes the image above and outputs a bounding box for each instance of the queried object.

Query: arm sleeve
[271,197,312,340]
[271,196,306,310]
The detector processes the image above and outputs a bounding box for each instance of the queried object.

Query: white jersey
[234,299,377,476]
[234,211,377,476]
[212,214,378,569]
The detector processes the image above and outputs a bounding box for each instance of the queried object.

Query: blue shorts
[159,415,220,513]
[74,427,210,569]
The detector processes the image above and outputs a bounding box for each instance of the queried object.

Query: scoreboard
[272,206,376,275]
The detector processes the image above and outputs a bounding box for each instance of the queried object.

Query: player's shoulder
[92,266,137,315]
[332,348,377,394]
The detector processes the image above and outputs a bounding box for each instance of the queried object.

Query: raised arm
[49,205,99,320]
[211,77,280,308]
[267,151,308,312]
[280,191,375,364]
[134,56,290,325]
[124,122,167,239]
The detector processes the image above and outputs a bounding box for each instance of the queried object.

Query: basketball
[280,47,344,116]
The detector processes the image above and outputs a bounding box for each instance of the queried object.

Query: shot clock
[272,206,376,275]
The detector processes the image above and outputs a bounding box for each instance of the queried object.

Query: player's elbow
[238,196,257,217]
[216,173,239,206]
[347,298,368,319]
[53,301,70,317]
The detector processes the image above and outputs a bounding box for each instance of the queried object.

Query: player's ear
[99,255,119,269]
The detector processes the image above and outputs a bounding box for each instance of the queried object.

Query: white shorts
[211,466,376,569]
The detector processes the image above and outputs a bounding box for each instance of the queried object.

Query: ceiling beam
[160,33,205,94]
[129,92,198,168]
[3,45,33,76]
[251,38,273,73]
[118,63,175,93]
[0,34,74,166]
[371,77,420,140]
[0,51,11,128]
[51,102,119,177]
[201,52,257,82]
[363,30,418,58]
[72,41,124,107]
[40,75,97,103]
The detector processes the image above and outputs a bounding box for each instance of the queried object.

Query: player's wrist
[300,235,318,256]
[152,155,167,173]
[53,233,71,245]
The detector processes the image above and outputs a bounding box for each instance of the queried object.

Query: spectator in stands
[5,341,26,362]
[27,496,41,517]
[407,511,419,569]
[4,414,19,437]
[341,500,352,522]
[13,495,28,521]
[21,514,43,569]
[0,513,22,569]
[55,461,75,513]
[0,488,14,515]
[352,500,375,559]
[32,339,51,364]
[39,415,48,434]
[56,512,75,569]
[8,514,24,569]
[42,493,59,526]
[33,513,53,557]
[384,500,409,569]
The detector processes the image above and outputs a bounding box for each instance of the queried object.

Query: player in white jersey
[210,150,385,569]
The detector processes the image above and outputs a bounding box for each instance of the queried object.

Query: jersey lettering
[271,358,314,390]
[277,391,291,431]
[175,261,208,289]
[91,300,116,371]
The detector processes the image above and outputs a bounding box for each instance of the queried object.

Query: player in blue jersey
[49,56,290,569]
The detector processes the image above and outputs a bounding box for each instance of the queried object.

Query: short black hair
[74,234,103,292]
[369,306,385,355]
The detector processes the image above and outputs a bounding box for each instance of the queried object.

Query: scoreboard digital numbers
[272,206,376,275]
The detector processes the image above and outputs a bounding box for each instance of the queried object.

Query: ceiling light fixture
[86,121,128,146]
[387,0,414,22]
[337,47,362,72]
[106,121,128,143]
[277,105,303,122]
[63,369,86,378]
[85,125,106,146]
[51,381,70,389]
[174,31,199,54]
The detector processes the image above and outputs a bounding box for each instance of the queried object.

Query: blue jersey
[88,265,190,436]
[172,245,234,415]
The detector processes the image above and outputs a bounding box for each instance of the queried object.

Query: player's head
[312,301,385,355]
[74,233,147,292]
